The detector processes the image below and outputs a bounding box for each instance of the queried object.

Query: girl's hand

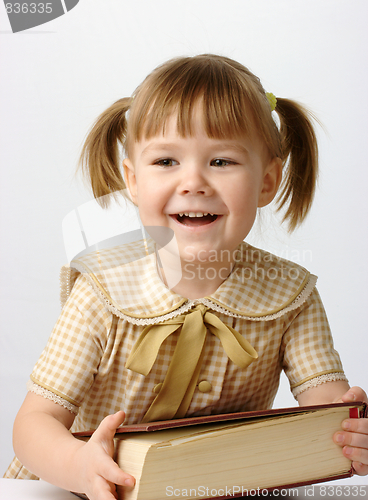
[333,386,368,476]
[14,392,134,500]
[76,411,135,500]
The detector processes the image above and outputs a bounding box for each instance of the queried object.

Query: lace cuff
[291,372,348,399]
[27,380,79,415]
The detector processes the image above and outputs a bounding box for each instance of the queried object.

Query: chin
[178,245,223,265]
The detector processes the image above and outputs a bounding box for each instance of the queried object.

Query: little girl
[6,54,368,499]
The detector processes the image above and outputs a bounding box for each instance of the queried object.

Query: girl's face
[124,109,281,266]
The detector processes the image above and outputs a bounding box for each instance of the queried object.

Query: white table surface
[1,478,367,500]
[0,479,77,500]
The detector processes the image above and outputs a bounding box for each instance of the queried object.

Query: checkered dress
[4,242,347,479]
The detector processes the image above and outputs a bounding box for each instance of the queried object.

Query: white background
[0,0,367,485]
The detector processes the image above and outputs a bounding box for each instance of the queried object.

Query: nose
[178,164,214,196]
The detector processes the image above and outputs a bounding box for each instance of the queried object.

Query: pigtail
[79,98,132,204]
[274,98,319,231]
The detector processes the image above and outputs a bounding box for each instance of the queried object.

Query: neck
[156,247,235,299]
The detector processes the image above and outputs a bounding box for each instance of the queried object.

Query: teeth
[178,212,216,218]
[187,212,206,217]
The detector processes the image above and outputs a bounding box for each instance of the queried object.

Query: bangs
[127,55,279,154]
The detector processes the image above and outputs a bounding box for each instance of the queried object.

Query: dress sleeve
[281,287,348,399]
[29,275,113,412]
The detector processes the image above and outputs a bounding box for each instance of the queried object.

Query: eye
[154,158,178,167]
[211,158,235,167]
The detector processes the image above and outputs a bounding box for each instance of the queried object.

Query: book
[74,402,367,500]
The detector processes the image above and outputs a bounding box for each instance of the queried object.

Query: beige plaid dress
[5,242,347,479]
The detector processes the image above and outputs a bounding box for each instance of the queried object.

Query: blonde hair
[79,54,318,231]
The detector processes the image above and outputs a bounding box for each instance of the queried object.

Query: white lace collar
[60,242,317,325]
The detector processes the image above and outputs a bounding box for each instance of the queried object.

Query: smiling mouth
[171,213,219,226]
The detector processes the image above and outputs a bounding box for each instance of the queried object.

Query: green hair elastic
[266,92,277,111]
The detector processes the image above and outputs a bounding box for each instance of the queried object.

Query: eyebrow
[141,143,180,156]
[213,142,250,156]
[141,141,250,157]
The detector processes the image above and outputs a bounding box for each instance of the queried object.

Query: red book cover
[74,401,367,437]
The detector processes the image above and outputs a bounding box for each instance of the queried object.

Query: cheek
[228,181,260,216]
[137,182,160,207]
[135,178,167,224]
[135,175,152,203]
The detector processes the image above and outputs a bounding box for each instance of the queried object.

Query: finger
[352,461,368,476]
[342,445,368,467]
[334,430,368,450]
[99,455,135,489]
[341,418,368,435]
[93,474,119,500]
[341,387,368,403]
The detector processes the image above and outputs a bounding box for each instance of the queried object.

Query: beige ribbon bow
[125,304,258,423]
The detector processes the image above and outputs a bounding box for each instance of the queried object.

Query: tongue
[178,214,217,226]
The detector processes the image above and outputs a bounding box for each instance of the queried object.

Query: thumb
[91,411,126,455]
[334,387,368,404]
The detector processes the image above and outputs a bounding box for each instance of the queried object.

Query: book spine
[350,407,359,419]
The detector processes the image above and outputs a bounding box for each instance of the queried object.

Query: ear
[257,157,283,208]
[123,158,138,205]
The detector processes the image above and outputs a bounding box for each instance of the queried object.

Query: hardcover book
[74,402,367,500]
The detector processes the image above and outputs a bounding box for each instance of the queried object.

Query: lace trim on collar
[60,265,317,325]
